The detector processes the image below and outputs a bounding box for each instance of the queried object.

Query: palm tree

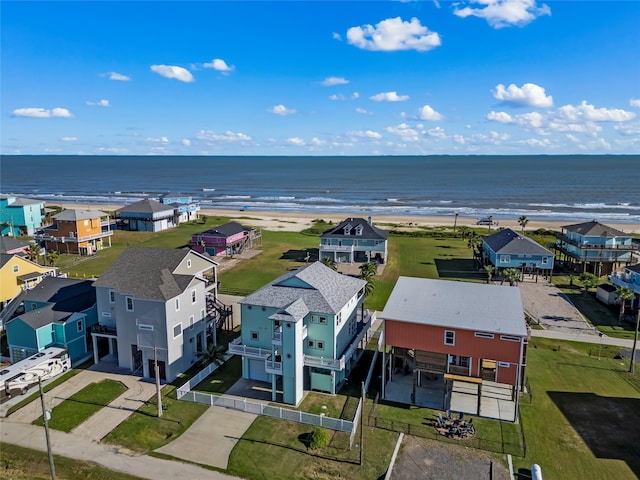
[359,262,377,297]
[615,287,634,323]
[46,250,59,267]
[197,343,227,368]
[25,243,41,263]
[502,268,521,286]
[483,264,495,284]
[321,256,337,270]
[578,272,599,297]
[458,226,470,240]
[518,215,529,233]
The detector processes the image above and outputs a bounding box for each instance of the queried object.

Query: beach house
[190,222,261,257]
[116,198,177,232]
[482,228,555,278]
[0,194,46,237]
[0,253,57,312]
[36,209,113,256]
[553,220,637,276]
[319,217,388,264]
[91,246,227,382]
[380,277,528,422]
[4,277,97,363]
[230,261,372,405]
[609,263,640,309]
[159,192,200,223]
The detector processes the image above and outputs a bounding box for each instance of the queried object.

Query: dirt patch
[391,435,511,480]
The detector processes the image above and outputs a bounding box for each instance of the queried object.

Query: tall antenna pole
[39,376,57,480]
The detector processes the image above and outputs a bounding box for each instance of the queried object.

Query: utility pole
[154,346,163,417]
[39,376,56,480]
[629,309,640,374]
[359,381,365,465]
[453,213,458,233]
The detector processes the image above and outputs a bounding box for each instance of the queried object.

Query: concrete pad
[155,406,257,469]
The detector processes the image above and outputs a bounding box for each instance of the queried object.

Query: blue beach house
[482,228,555,277]
[319,217,388,264]
[159,192,200,223]
[4,277,97,364]
[0,194,46,237]
[230,261,374,405]
[553,220,637,276]
[116,198,177,232]
[609,263,640,309]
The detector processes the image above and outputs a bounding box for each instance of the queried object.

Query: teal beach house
[230,261,374,405]
[5,277,97,363]
[482,228,555,277]
[0,194,46,237]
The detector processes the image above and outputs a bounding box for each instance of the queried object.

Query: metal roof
[483,228,554,256]
[381,277,527,337]
[240,261,366,314]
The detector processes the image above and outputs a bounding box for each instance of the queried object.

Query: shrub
[309,427,331,450]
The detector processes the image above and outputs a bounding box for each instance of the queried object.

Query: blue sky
[2,0,639,155]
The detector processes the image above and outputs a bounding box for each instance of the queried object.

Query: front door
[148,359,166,381]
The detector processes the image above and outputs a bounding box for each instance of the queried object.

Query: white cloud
[321,77,349,86]
[287,137,306,146]
[203,58,235,73]
[182,139,192,146]
[145,136,169,144]
[356,107,372,115]
[196,130,252,143]
[102,71,131,81]
[427,126,446,138]
[520,137,551,147]
[311,137,326,146]
[614,122,640,136]
[514,111,545,128]
[630,98,640,108]
[329,94,345,101]
[60,136,78,142]
[12,107,73,118]
[332,32,342,41]
[454,0,551,29]
[270,104,297,116]
[385,123,420,141]
[556,101,636,122]
[86,99,111,107]
[493,83,553,107]
[351,92,360,99]
[486,111,513,123]
[150,65,194,83]
[347,130,383,139]
[418,104,443,121]
[370,91,409,102]
[347,17,441,52]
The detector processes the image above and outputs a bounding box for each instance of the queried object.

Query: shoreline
[47,202,640,234]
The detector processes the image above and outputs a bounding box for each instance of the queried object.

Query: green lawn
[103,385,209,453]
[514,337,640,479]
[33,379,127,432]
[0,443,147,480]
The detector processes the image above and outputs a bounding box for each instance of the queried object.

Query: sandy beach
[48,202,640,234]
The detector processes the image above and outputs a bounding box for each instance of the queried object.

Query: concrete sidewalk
[1,422,240,480]
[530,328,635,348]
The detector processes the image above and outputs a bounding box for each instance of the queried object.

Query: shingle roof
[321,217,388,240]
[93,247,201,301]
[3,197,44,207]
[483,229,553,256]
[17,305,73,329]
[53,209,107,221]
[240,261,366,314]
[562,220,627,237]
[116,198,174,214]
[22,276,96,313]
[627,264,640,274]
[0,237,30,254]
[199,222,250,238]
[381,277,527,336]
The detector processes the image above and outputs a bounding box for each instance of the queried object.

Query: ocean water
[1,155,638,224]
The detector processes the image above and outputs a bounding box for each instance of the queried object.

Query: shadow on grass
[548,391,640,478]
[434,258,485,280]
[234,436,361,465]
[280,248,319,262]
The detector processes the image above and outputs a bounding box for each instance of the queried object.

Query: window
[444,330,455,346]
[175,298,180,311]
[317,341,324,350]
[500,255,511,263]
[187,259,192,268]
[498,362,511,367]
[13,265,18,273]
[126,297,134,312]
[308,340,315,348]
[542,257,549,265]
[474,332,494,339]
[500,335,521,342]
[251,331,259,340]
[173,323,182,338]
[76,320,83,332]
[191,290,197,303]
[355,225,363,236]
[84,219,89,226]
[189,315,194,330]
[109,290,115,303]
[102,312,111,317]
[319,316,327,325]
[139,324,154,331]
[200,309,206,321]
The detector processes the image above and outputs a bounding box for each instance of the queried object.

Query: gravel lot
[391,435,511,480]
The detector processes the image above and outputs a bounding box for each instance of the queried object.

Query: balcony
[265,355,283,374]
[227,343,271,359]
[272,327,282,345]
[319,244,354,253]
[609,273,640,294]
[304,355,345,370]
[35,230,113,244]
[91,324,117,336]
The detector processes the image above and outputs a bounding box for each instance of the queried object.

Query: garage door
[249,359,270,382]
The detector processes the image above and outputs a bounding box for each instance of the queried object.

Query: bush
[309,427,331,450]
